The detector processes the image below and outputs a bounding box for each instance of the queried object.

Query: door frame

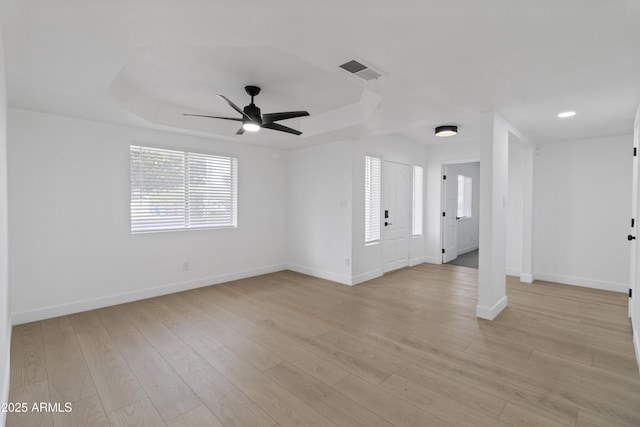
[441,164,458,263]
[440,159,481,264]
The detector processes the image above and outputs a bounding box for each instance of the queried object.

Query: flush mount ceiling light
[435,125,458,137]
[558,111,576,118]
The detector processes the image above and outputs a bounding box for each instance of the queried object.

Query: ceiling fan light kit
[435,125,458,137]
[242,122,260,132]
[183,85,309,136]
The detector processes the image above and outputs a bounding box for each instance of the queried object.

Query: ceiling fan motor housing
[243,104,262,126]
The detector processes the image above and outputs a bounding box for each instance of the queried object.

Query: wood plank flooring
[7,264,640,426]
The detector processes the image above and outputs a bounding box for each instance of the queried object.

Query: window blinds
[130,145,237,233]
[456,174,472,218]
[365,155,381,243]
[412,165,423,236]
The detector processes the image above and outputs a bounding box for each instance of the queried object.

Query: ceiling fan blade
[183,114,242,121]
[262,111,310,123]
[236,127,245,135]
[262,122,303,136]
[216,94,251,120]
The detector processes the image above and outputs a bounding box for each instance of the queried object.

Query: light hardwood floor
[7,264,640,426]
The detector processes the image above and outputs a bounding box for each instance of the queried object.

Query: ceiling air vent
[339,59,383,81]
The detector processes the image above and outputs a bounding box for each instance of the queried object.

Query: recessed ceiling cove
[108,46,380,141]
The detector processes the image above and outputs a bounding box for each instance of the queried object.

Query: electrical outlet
[182,262,190,272]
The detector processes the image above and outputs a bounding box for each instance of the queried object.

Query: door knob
[385,222,392,226]
[628,234,636,241]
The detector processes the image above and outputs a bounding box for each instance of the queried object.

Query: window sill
[131,225,237,234]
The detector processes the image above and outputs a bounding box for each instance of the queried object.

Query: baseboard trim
[476,296,508,320]
[457,245,479,256]
[520,273,534,283]
[505,268,521,277]
[1,325,11,427]
[12,264,287,324]
[285,264,352,286]
[424,256,442,265]
[352,269,383,285]
[534,272,627,293]
[409,256,428,267]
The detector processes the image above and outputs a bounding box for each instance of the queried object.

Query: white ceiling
[1,0,639,149]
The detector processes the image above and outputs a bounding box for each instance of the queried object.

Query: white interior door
[630,115,638,318]
[631,110,640,325]
[383,161,411,273]
[442,168,458,263]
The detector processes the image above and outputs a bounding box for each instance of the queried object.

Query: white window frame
[412,165,423,236]
[365,154,382,244]
[130,144,238,233]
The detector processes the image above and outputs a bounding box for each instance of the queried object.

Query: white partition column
[520,143,535,283]
[477,112,509,320]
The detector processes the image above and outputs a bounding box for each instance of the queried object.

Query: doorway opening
[441,161,480,269]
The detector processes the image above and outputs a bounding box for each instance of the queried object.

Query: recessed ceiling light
[435,125,458,137]
[558,111,576,118]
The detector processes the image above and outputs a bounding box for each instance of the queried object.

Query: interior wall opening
[441,161,480,269]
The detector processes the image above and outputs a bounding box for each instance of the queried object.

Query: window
[457,174,472,219]
[365,154,381,243]
[130,145,237,233]
[412,165,423,236]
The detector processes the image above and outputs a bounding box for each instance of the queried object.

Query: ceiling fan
[183,85,309,135]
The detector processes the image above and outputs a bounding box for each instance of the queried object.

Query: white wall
[534,135,632,292]
[445,162,480,255]
[506,141,524,274]
[0,24,11,427]
[425,140,480,263]
[352,134,427,283]
[8,109,288,323]
[287,140,353,284]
